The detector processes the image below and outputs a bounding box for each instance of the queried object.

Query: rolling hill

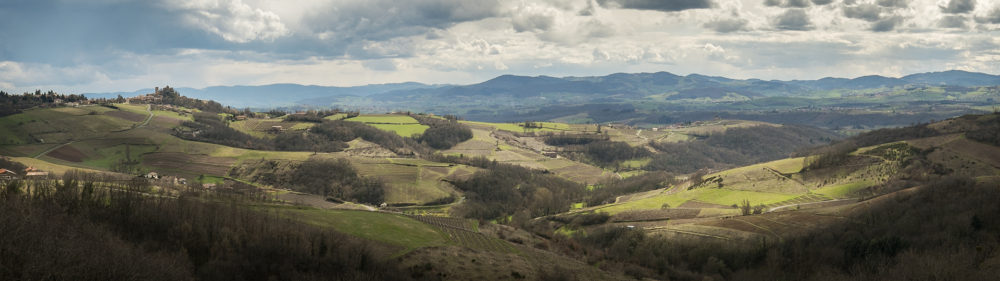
[3,87,1000,280]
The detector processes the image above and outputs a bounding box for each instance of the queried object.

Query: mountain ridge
[82,70,1000,108]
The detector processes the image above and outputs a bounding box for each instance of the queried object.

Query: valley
[1,85,999,281]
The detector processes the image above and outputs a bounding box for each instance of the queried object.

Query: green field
[369,124,429,137]
[460,120,572,133]
[813,181,874,198]
[596,188,798,214]
[282,207,453,253]
[345,115,429,137]
[346,115,420,124]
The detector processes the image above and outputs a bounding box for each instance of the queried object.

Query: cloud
[871,16,904,32]
[812,0,835,5]
[0,61,110,88]
[304,0,503,42]
[703,18,749,33]
[167,0,289,43]
[939,15,968,28]
[764,0,811,8]
[511,3,558,32]
[975,6,1000,23]
[595,0,715,12]
[877,0,908,8]
[940,0,976,14]
[773,9,814,30]
[844,4,883,22]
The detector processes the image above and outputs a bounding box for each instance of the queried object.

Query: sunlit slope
[0,105,473,205]
[567,113,1000,243]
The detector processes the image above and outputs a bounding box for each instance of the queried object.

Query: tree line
[175,112,430,156]
[0,90,87,117]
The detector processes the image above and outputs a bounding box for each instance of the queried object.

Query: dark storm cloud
[812,0,835,5]
[703,18,749,33]
[0,0,509,67]
[940,0,976,14]
[876,0,908,8]
[0,0,230,66]
[764,0,811,8]
[871,16,903,32]
[773,9,813,30]
[843,3,882,22]
[304,0,502,42]
[939,15,968,28]
[596,0,716,12]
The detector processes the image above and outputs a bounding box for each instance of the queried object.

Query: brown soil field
[142,152,235,176]
[104,110,147,122]
[612,208,700,222]
[46,144,87,162]
[276,192,368,210]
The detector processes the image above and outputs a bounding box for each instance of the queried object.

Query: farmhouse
[0,169,18,181]
[160,176,187,186]
[24,167,49,178]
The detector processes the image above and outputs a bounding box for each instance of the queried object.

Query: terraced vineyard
[761,193,833,210]
[409,215,515,253]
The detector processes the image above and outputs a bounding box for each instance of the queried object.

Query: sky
[1,0,1000,93]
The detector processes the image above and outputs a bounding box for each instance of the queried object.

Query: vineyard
[611,208,701,222]
[409,215,515,253]
[760,193,832,210]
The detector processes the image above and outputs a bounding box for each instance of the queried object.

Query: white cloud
[166,0,290,43]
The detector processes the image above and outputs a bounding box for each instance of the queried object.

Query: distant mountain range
[84,70,1000,109]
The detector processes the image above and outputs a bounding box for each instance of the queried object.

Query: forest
[645,125,838,173]
[412,115,473,149]
[0,172,411,281]
[451,159,586,221]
